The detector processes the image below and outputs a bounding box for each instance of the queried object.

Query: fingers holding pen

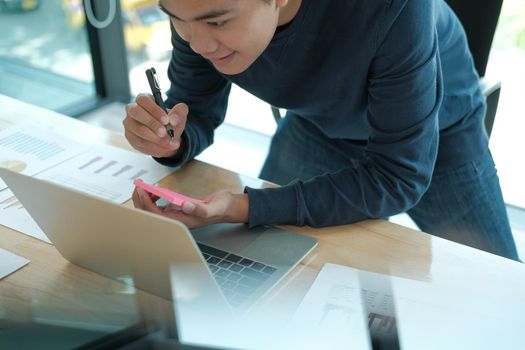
[124,95,164,136]
[135,95,187,143]
[135,93,169,134]
[124,130,176,158]
[123,94,182,157]
[125,103,163,139]
[167,103,188,140]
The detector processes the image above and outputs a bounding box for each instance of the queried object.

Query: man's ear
[275,0,289,10]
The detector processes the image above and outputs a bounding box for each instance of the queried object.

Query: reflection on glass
[0,0,95,113]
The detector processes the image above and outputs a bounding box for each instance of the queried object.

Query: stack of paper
[0,248,29,279]
[0,121,174,243]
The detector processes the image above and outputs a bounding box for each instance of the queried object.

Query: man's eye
[207,21,227,27]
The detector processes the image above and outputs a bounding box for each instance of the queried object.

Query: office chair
[270,0,503,137]
[445,0,503,137]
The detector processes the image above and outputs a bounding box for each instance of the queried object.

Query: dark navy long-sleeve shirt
[157,0,488,228]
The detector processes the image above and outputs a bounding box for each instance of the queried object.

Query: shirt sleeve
[154,23,232,167]
[246,1,443,227]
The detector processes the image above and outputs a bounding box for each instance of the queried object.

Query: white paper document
[0,189,50,243]
[1,142,174,243]
[36,143,174,203]
[0,124,89,190]
[295,263,525,350]
[0,248,30,279]
[289,264,373,349]
[0,118,15,132]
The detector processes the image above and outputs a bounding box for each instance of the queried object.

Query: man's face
[159,0,281,75]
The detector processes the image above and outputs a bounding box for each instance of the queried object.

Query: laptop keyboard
[197,243,277,307]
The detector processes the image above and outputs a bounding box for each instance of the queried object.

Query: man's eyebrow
[158,4,234,22]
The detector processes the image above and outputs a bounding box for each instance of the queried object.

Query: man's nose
[189,25,218,55]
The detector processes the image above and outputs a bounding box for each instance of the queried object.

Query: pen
[145,67,174,139]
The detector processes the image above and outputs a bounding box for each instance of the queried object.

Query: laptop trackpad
[191,223,315,268]
[190,223,265,255]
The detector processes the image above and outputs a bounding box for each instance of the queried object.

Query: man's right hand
[123,93,188,158]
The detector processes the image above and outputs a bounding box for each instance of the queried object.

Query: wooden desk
[1,95,524,348]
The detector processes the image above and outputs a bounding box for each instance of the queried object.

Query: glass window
[486,0,525,209]
[119,0,171,95]
[0,0,96,114]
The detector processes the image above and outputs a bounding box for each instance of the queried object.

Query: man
[124,0,520,261]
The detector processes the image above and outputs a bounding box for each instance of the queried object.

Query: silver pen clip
[151,69,161,91]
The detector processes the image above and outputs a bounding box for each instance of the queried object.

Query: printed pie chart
[0,160,27,173]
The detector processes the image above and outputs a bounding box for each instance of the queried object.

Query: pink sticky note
[133,179,203,207]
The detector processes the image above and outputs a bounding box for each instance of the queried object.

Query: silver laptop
[0,168,317,312]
